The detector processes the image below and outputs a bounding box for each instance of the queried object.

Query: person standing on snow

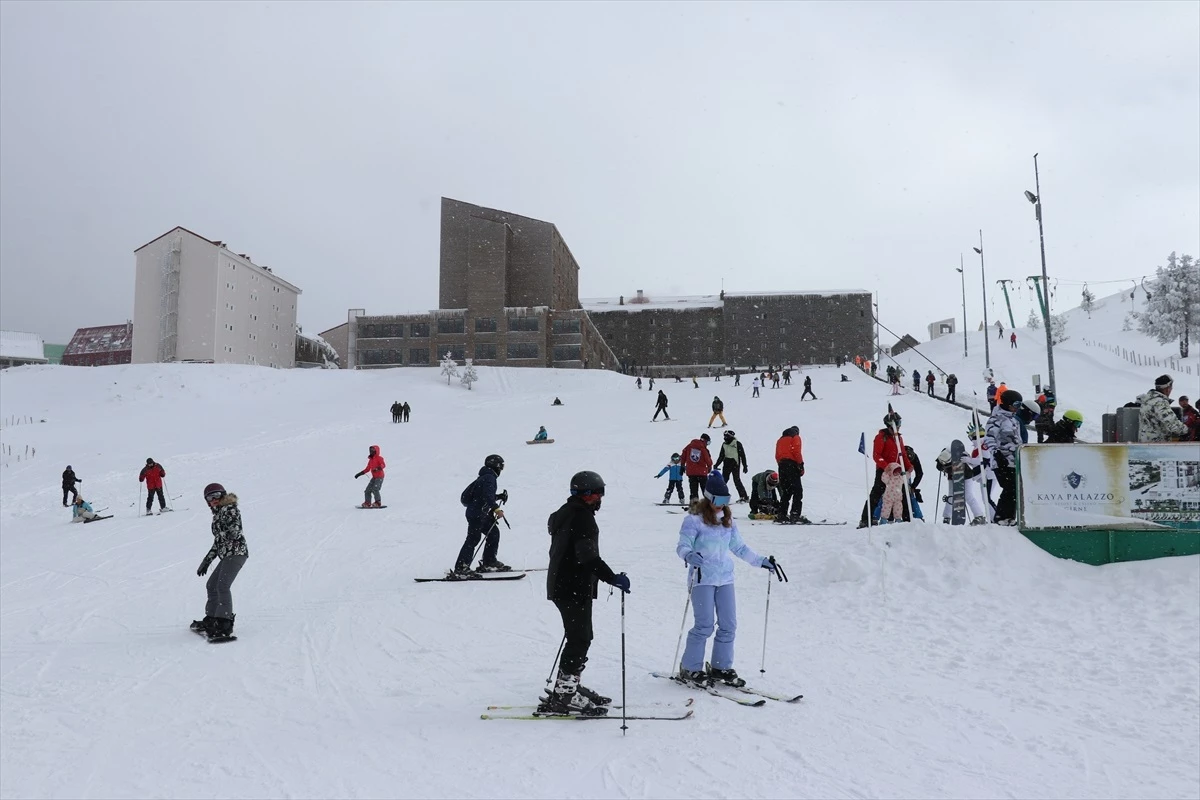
[1137,375,1189,442]
[713,429,750,503]
[655,453,686,504]
[354,445,386,508]
[190,483,248,640]
[402,402,411,422]
[139,458,167,514]
[62,465,81,506]
[773,426,806,523]
[985,390,1023,525]
[681,433,713,501]
[859,413,912,527]
[945,373,958,403]
[751,376,761,398]
[708,396,727,428]
[653,389,670,421]
[801,375,816,400]
[390,401,401,423]
[925,371,936,397]
[1010,332,1017,348]
[453,454,509,575]
[676,471,781,687]
[911,370,921,391]
[540,470,629,717]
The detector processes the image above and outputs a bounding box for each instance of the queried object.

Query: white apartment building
[131,227,302,367]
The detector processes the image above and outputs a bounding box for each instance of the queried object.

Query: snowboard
[356,505,388,509]
[83,515,114,524]
[526,439,555,444]
[191,627,237,643]
[413,572,527,583]
[950,439,966,525]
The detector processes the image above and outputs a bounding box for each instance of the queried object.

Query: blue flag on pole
[857,432,866,455]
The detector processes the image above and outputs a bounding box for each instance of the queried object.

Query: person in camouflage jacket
[192,484,248,639]
[984,390,1023,524]
[1137,375,1188,442]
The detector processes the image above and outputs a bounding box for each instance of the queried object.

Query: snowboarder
[391,401,401,423]
[354,445,386,508]
[1046,410,1083,443]
[945,373,958,403]
[751,377,761,398]
[552,397,563,406]
[801,375,816,400]
[713,430,750,503]
[749,470,779,517]
[708,396,727,428]
[453,454,508,575]
[859,413,912,527]
[139,458,167,514]
[984,390,1023,525]
[681,433,713,501]
[655,453,686,504]
[1137,375,1189,442]
[925,371,936,397]
[190,483,248,641]
[533,426,550,442]
[70,496,100,522]
[62,465,81,506]
[1010,332,1017,348]
[676,471,781,686]
[402,402,411,423]
[653,389,670,421]
[773,426,806,522]
[540,470,629,716]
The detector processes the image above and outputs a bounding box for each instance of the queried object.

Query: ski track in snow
[1,338,1197,800]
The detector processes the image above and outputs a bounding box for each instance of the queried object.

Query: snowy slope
[1,362,1198,800]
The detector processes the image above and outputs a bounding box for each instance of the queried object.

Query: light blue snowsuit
[676,513,767,671]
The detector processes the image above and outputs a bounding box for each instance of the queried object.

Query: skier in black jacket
[452,455,508,576]
[653,389,670,421]
[540,471,630,717]
[62,466,81,506]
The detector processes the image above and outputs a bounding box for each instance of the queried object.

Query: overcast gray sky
[2,0,1197,347]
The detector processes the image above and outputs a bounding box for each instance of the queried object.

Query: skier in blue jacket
[655,453,685,504]
[676,472,781,687]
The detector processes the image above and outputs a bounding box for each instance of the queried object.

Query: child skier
[354,445,386,507]
[70,496,100,522]
[676,472,781,687]
[655,453,686,504]
[191,483,248,641]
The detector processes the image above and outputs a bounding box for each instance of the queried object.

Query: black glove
[355,471,364,479]
[912,488,924,504]
[496,489,509,505]
[761,556,788,582]
[798,463,805,476]
[742,465,748,474]
[197,556,213,577]
[610,573,631,594]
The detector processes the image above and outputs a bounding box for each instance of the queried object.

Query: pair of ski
[481,697,695,722]
[83,515,114,524]
[650,672,803,706]
[413,567,548,583]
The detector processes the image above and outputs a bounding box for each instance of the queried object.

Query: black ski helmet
[570,470,606,497]
[1000,389,1023,408]
[203,483,226,502]
[484,454,504,475]
[670,453,681,461]
[146,457,154,465]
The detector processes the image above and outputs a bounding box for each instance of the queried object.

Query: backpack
[460,478,479,507]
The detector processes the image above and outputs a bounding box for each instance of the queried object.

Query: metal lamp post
[1025,152,1056,394]
[956,256,968,358]
[972,230,990,370]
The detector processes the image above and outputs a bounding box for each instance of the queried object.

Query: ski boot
[707,665,746,687]
[537,670,607,716]
[676,667,712,687]
[577,684,612,706]
[447,563,475,580]
[790,514,811,525]
[190,616,216,635]
[476,559,511,573]
[970,515,988,526]
[371,501,382,508]
[360,502,373,509]
[207,616,235,641]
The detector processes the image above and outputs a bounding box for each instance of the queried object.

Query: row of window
[358,316,563,340]
[358,344,541,366]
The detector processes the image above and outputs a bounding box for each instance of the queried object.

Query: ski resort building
[0,330,48,369]
[131,227,302,368]
[61,323,133,367]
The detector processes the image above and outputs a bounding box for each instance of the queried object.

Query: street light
[1025,152,1056,394]
[972,230,990,370]
[955,256,968,358]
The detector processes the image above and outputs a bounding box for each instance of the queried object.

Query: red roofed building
[62,323,134,366]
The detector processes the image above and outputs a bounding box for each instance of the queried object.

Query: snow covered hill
[1,362,1197,799]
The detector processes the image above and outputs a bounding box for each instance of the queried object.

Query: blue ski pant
[455,515,499,569]
[681,583,738,672]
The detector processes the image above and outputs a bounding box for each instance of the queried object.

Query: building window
[441,343,467,360]
[360,323,404,338]
[410,322,430,338]
[437,317,465,335]
[409,347,430,365]
[552,319,580,335]
[507,342,539,359]
[360,349,404,365]
[475,343,497,360]
[475,317,497,333]
[553,344,581,361]
[507,316,539,332]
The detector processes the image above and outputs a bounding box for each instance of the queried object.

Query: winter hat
[1155,374,1173,389]
[703,471,731,503]
[146,457,154,465]
[66,465,71,470]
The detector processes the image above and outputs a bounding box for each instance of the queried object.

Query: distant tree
[1080,286,1096,318]
[1050,313,1069,345]
[439,352,460,385]
[460,358,478,390]
[1026,308,1041,330]
[1137,252,1199,358]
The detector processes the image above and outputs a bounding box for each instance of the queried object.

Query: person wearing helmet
[708,396,727,429]
[681,433,713,502]
[61,465,81,506]
[714,430,750,503]
[749,470,780,517]
[533,426,550,442]
[354,445,386,508]
[1046,410,1084,444]
[773,426,807,523]
[858,414,913,528]
[1016,399,1041,444]
[190,483,248,640]
[984,390,1023,524]
[139,458,167,515]
[452,455,508,576]
[676,471,782,687]
[652,389,670,421]
[655,453,686,505]
[540,470,629,717]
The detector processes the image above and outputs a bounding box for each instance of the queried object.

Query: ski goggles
[709,495,731,507]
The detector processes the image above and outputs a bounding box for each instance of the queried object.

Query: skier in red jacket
[354,445,386,508]
[680,434,713,502]
[139,457,167,515]
[858,413,913,527]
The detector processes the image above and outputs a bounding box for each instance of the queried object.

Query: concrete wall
[589,306,724,370]
[319,323,349,368]
[724,292,872,367]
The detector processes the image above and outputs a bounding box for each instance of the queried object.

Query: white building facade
[131,227,302,367]
[927,317,956,341]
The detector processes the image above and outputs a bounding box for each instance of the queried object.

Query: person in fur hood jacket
[191,483,249,640]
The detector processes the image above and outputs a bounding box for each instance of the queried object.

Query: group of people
[389,401,412,423]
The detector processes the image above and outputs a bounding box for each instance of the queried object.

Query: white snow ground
[2,347,1198,798]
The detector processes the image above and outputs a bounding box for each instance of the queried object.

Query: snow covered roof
[581,295,723,312]
[0,330,47,362]
[64,324,133,356]
[723,289,870,298]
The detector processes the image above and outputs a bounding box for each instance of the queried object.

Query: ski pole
[544,633,566,691]
[934,471,942,524]
[670,570,695,676]
[760,569,772,674]
[620,584,628,735]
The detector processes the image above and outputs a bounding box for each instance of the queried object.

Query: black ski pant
[947,386,956,403]
[456,515,499,569]
[861,468,886,526]
[554,595,593,675]
[777,460,803,518]
[720,462,749,500]
[145,487,166,512]
[927,384,935,396]
[62,484,78,505]
[663,479,684,503]
[652,405,669,421]
[993,465,1017,521]
[687,474,707,501]
[205,555,247,619]
[801,388,816,400]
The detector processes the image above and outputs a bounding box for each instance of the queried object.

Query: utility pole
[1025,153,1056,394]
[996,279,1017,329]
[956,255,968,358]
[973,230,990,370]
[873,293,880,360]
